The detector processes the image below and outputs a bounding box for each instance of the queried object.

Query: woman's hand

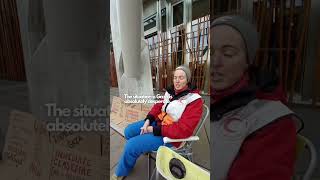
[140,119,150,135]
[146,126,153,133]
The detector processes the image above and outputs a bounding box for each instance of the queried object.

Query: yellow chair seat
[156,146,210,180]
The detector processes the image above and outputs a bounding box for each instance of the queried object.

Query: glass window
[173,2,184,26]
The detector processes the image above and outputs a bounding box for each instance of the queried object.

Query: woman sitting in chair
[112,65,203,180]
[211,15,301,180]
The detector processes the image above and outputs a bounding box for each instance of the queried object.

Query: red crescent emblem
[223,117,242,133]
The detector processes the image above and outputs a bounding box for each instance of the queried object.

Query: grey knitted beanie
[211,15,259,65]
[175,65,191,82]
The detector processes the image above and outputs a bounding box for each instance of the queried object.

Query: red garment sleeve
[227,116,297,180]
[145,101,163,123]
[161,98,203,139]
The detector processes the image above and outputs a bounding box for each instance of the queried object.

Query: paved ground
[0,80,319,179]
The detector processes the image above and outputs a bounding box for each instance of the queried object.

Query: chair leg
[148,153,160,180]
[155,169,160,180]
[150,167,156,180]
[187,153,193,162]
[148,153,151,180]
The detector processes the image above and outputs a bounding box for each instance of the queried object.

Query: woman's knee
[124,120,144,139]
[124,124,138,140]
[124,126,132,140]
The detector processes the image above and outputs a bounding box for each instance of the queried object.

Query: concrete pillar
[110,0,123,89]
[183,0,192,24]
[184,0,192,65]
[156,0,162,32]
[17,0,109,123]
[167,1,173,29]
[166,2,172,90]
[117,0,142,79]
[111,0,153,100]
[15,0,31,78]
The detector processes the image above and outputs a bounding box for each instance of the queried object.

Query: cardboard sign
[2,110,51,180]
[2,111,36,168]
[49,145,108,180]
[126,103,141,111]
[110,96,126,125]
[110,96,143,125]
[141,104,152,112]
[25,119,51,180]
[125,107,140,123]
[2,110,108,180]
[141,104,152,119]
[110,96,155,136]
[117,121,129,134]
[49,132,102,156]
[138,111,149,120]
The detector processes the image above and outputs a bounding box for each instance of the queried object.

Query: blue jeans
[115,120,172,176]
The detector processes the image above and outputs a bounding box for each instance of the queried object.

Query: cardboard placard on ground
[49,144,108,180]
[141,104,152,112]
[1,110,108,180]
[138,111,149,120]
[110,96,155,136]
[117,121,129,129]
[125,107,141,123]
[141,104,152,119]
[49,131,102,156]
[1,110,51,180]
[2,110,36,168]
[126,103,141,111]
[110,96,126,125]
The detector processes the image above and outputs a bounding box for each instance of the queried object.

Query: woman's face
[173,69,188,90]
[211,25,248,91]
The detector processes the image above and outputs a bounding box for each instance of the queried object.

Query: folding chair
[294,134,317,180]
[155,146,210,180]
[147,104,210,180]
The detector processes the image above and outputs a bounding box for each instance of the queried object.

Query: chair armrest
[163,136,199,143]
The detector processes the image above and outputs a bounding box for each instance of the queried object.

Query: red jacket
[147,88,203,147]
[227,85,297,179]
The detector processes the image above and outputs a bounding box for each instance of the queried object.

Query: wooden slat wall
[147,15,210,93]
[252,0,312,104]
[0,0,26,81]
[188,16,210,91]
[213,0,317,106]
